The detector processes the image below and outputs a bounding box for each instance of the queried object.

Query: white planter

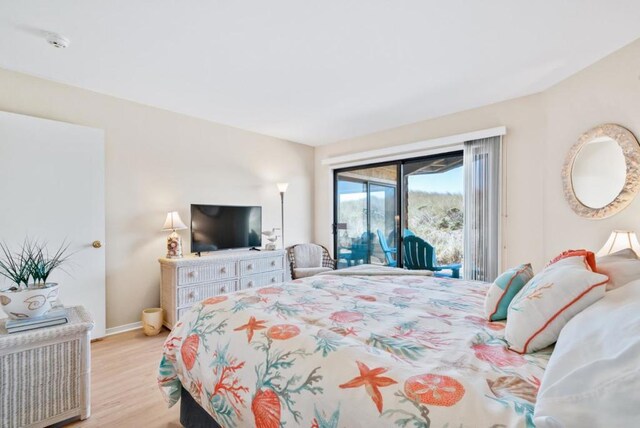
[0,283,59,320]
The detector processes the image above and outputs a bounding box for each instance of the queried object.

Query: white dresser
[159,250,288,329]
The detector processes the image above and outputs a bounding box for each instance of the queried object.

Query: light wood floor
[65,328,181,427]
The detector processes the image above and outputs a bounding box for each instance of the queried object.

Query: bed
[158,273,551,427]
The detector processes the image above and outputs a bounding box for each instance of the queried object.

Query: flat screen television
[190,204,262,253]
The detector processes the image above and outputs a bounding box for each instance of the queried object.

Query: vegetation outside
[338,190,463,266]
[406,191,463,266]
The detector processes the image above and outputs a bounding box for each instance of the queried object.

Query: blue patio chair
[376,229,397,267]
[403,228,415,237]
[403,235,461,278]
[343,232,374,266]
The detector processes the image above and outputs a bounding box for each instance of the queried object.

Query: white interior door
[0,111,106,338]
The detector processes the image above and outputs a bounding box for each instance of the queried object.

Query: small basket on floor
[142,308,163,336]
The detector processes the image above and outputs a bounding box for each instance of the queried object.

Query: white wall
[0,68,315,329]
[315,38,640,271]
[542,38,640,258]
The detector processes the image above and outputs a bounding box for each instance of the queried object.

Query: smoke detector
[46,33,70,49]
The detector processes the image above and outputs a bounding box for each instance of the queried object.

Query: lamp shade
[277,182,289,193]
[596,230,640,257]
[162,211,187,231]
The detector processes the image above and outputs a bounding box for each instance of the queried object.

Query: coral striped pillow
[505,256,608,353]
[548,249,597,272]
[484,263,534,321]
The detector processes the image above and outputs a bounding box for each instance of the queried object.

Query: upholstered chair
[287,244,336,279]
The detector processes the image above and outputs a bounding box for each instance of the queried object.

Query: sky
[408,165,463,194]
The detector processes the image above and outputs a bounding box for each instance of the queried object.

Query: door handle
[92,240,102,249]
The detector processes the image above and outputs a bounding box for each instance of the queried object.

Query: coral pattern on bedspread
[158,275,550,427]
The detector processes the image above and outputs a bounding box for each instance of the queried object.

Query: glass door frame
[332,151,464,269]
[333,161,402,267]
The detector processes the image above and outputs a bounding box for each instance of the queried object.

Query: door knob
[92,240,102,249]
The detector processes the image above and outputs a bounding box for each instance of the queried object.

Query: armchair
[287,244,337,279]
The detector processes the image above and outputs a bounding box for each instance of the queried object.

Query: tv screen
[190,204,262,253]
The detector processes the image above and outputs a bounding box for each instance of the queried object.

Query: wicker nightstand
[0,306,94,428]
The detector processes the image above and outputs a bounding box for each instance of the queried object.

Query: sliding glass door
[403,153,464,269]
[334,165,399,268]
[333,143,501,279]
[334,152,465,274]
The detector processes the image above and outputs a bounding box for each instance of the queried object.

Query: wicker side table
[0,306,94,428]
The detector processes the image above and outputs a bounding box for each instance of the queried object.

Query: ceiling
[1,1,639,146]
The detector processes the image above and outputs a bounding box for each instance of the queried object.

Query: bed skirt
[180,386,221,428]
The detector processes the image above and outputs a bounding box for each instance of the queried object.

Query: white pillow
[596,248,640,291]
[505,256,608,353]
[534,279,640,427]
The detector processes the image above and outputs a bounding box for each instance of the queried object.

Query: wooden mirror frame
[562,123,640,219]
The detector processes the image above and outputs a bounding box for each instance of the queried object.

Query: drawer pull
[271,277,277,283]
[247,281,253,288]
[220,266,227,274]
[220,286,226,293]
[271,260,276,266]
[188,290,200,300]
[247,264,253,270]
[189,271,199,278]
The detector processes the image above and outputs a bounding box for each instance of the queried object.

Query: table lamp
[162,211,187,258]
[596,230,640,257]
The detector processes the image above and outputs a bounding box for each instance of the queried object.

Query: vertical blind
[463,136,501,282]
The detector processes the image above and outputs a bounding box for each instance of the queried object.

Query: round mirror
[562,124,640,219]
[571,136,626,208]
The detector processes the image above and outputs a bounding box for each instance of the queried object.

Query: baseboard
[105,321,142,336]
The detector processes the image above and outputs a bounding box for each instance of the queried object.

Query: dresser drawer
[240,255,284,276]
[177,262,236,285]
[177,280,238,306]
[240,271,285,290]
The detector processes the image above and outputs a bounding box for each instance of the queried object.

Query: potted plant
[0,239,71,319]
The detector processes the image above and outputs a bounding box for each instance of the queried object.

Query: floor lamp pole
[280,191,285,249]
[277,182,289,250]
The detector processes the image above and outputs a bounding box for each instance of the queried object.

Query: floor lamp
[277,182,289,249]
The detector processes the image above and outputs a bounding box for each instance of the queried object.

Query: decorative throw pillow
[484,263,533,321]
[596,248,640,291]
[548,249,597,272]
[534,279,640,427]
[505,256,608,353]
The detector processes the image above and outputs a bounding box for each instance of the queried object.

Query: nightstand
[0,306,94,427]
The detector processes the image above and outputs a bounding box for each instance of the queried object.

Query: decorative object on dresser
[159,249,287,328]
[287,243,336,279]
[0,239,71,319]
[277,182,288,248]
[562,123,640,219]
[162,211,188,258]
[142,307,163,336]
[262,228,281,250]
[0,305,93,428]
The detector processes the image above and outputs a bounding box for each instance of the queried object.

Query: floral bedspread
[158,274,550,428]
